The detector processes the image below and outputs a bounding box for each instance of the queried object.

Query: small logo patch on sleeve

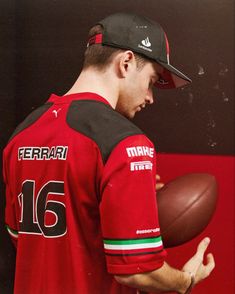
[130,161,153,171]
[126,146,154,158]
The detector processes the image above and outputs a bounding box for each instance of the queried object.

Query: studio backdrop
[1,1,234,293]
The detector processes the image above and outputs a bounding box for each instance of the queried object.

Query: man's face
[115,60,162,119]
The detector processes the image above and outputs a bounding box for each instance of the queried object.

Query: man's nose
[146,91,154,104]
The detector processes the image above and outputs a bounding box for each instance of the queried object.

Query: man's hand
[115,238,215,293]
[182,237,215,285]
[156,174,164,191]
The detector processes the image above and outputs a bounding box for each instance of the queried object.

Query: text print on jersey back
[18,146,68,160]
[18,180,67,238]
[126,146,154,158]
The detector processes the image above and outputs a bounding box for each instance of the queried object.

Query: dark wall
[5,0,234,155]
[0,1,16,293]
[1,0,234,293]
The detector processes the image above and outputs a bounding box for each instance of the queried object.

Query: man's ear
[118,51,136,78]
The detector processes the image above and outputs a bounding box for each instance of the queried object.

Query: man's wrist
[177,271,195,294]
[184,272,195,294]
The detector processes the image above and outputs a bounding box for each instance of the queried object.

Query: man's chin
[125,111,135,119]
[116,108,135,119]
[129,112,136,119]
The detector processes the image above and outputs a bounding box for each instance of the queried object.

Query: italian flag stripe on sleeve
[103,236,163,256]
[6,225,19,239]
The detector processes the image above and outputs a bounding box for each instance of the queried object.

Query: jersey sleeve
[99,134,167,275]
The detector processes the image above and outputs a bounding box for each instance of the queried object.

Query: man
[3,13,215,293]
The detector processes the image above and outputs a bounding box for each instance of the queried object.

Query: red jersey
[3,93,166,294]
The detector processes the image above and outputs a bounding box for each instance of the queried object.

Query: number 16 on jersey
[18,180,67,238]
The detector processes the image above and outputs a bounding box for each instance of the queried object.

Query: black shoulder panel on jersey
[67,100,144,163]
[8,102,53,142]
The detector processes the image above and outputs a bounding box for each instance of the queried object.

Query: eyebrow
[152,74,159,83]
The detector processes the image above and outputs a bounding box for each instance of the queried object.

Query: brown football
[157,173,218,248]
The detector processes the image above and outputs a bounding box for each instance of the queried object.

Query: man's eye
[149,80,154,88]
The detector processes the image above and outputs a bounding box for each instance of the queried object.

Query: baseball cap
[87,12,192,89]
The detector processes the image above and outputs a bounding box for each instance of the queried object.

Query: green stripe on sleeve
[104,236,162,245]
[6,225,19,238]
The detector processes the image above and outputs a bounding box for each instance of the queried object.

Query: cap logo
[141,37,151,47]
[138,36,152,52]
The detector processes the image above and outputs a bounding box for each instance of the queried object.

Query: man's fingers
[156,174,164,190]
[183,239,215,283]
[156,183,164,190]
[196,237,210,260]
[156,174,161,181]
[205,253,215,273]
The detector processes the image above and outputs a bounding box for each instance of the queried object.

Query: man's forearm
[115,262,192,294]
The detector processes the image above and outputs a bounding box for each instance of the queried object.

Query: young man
[3,13,215,293]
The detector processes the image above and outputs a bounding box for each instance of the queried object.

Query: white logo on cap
[141,37,151,48]
[138,37,153,52]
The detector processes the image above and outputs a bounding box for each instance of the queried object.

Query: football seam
[161,182,214,235]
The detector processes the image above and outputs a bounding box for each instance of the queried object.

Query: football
[157,173,218,248]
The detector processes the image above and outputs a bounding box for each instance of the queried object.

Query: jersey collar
[47,92,111,107]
